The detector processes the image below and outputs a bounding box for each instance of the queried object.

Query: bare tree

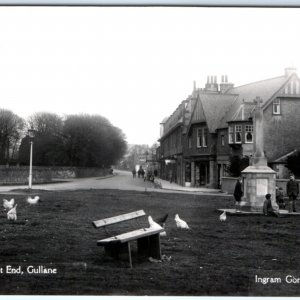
[0,109,25,164]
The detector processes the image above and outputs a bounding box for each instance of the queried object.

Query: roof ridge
[230,75,286,91]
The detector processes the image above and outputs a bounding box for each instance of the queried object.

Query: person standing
[132,168,136,178]
[233,177,243,212]
[287,175,299,213]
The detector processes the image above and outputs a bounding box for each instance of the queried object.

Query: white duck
[7,204,17,221]
[174,214,190,229]
[148,216,166,236]
[26,196,41,205]
[219,211,227,222]
[3,198,15,210]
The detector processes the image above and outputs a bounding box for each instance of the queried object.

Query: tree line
[0,109,127,168]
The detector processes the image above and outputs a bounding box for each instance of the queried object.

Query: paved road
[0,170,160,193]
[0,169,227,196]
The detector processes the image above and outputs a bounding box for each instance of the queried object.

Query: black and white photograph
[0,2,300,297]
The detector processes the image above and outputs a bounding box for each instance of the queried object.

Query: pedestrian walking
[287,175,299,212]
[233,177,243,212]
[132,168,136,178]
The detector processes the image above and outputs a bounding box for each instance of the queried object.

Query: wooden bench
[93,210,164,268]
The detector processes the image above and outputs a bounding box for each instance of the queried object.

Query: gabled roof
[188,92,237,133]
[224,75,289,122]
[228,75,288,103]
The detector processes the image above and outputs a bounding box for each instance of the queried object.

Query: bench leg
[137,236,149,256]
[148,233,161,260]
[127,242,132,268]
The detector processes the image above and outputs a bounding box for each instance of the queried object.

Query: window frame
[196,128,202,148]
[202,128,208,148]
[273,98,281,115]
[235,125,242,144]
[245,125,253,143]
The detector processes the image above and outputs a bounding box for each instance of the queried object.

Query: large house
[158,68,300,188]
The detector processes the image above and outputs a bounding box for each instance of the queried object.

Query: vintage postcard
[0,3,299,298]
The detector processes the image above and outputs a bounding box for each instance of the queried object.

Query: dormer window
[235,125,242,143]
[273,99,281,115]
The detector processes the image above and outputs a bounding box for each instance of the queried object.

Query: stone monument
[241,96,278,212]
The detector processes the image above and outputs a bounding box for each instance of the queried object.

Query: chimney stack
[220,75,234,93]
[204,75,219,92]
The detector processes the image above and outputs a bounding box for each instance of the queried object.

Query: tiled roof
[225,75,288,122]
[192,93,237,132]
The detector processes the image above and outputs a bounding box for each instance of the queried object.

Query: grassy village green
[0,189,300,296]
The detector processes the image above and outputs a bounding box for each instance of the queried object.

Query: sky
[0,7,300,145]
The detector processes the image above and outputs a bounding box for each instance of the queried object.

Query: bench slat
[97,227,164,245]
[93,210,146,228]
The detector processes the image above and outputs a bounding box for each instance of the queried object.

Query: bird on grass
[219,211,227,222]
[3,198,15,210]
[26,196,41,205]
[7,204,17,221]
[148,216,166,236]
[174,214,190,229]
[154,213,169,227]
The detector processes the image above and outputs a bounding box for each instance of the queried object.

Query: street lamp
[144,151,149,192]
[28,128,36,189]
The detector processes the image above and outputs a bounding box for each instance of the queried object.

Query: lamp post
[145,151,149,192]
[28,129,36,189]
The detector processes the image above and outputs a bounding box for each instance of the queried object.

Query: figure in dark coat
[132,168,136,178]
[234,177,243,212]
[263,194,280,217]
[287,175,299,212]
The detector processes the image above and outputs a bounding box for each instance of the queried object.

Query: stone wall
[0,166,110,185]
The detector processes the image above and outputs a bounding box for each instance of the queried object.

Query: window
[197,128,202,148]
[197,127,208,148]
[202,128,208,147]
[245,125,253,143]
[228,126,234,144]
[235,125,242,143]
[221,135,225,146]
[273,99,280,114]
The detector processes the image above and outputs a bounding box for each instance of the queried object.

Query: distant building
[158,68,300,188]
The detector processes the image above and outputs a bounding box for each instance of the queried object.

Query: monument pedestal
[242,165,277,212]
